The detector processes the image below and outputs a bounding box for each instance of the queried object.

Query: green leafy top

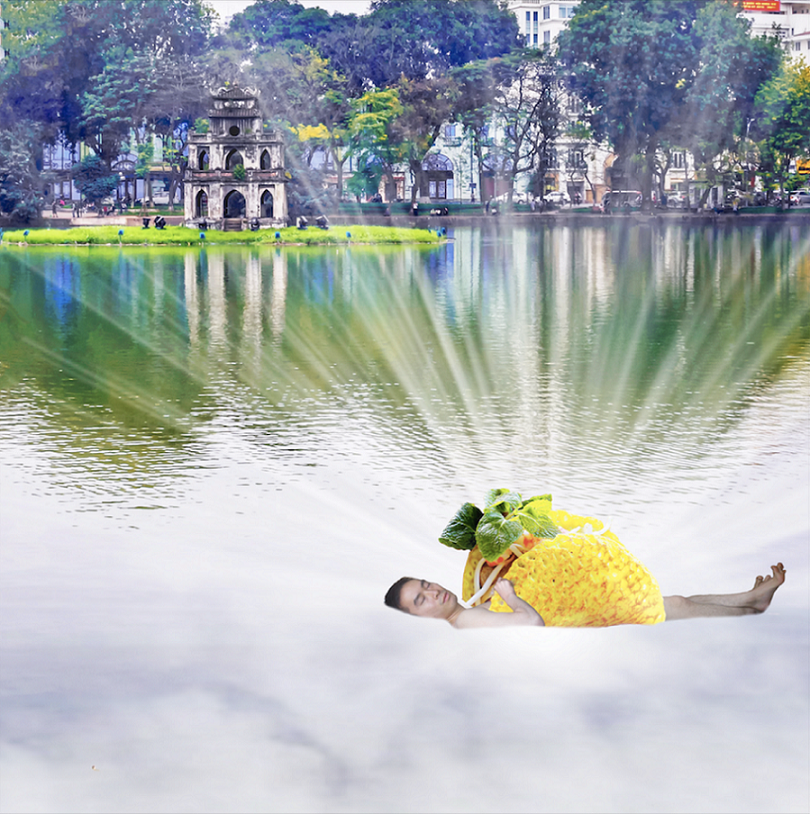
[438,490,556,562]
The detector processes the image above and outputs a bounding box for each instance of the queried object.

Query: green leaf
[483,487,510,507]
[475,509,524,561]
[484,489,522,514]
[510,506,558,538]
[438,502,483,551]
[520,494,552,509]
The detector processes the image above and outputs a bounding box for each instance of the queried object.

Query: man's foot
[747,563,786,612]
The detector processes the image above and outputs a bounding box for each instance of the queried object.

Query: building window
[225,149,244,170]
[534,33,538,45]
[526,11,530,35]
[543,5,550,20]
[445,124,456,139]
[672,152,685,169]
[544,30,551,44]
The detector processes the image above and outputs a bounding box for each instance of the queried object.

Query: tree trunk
[383,167,397,202]
[330,141,344,200]
[641,144,656,211]
[410,160,429,203]
[474,137,486,205]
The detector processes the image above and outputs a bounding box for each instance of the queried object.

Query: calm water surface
[1,223,808,813]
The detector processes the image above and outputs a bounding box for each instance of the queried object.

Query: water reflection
[1,228,809,499]
[0,224,808,813]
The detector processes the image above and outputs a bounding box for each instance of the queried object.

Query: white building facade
[740,0,810,55]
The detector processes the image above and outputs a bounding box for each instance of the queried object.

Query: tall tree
[558,0,702,206]
[393,76,459,202]
[451,57,502,202]
[346,88,406,201]
[558,0,783,208]
[1,0,213,166]
[143,55,209,210]
[0,119,46,223]
[79,46,157,168]
[752,57,810,202]
[674,2,782,206]
[492,49,562,203]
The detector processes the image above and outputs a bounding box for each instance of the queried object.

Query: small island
[0,224,442,247]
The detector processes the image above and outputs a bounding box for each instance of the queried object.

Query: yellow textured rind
[461,510,665,627]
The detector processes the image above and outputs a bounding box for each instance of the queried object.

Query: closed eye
[415,580,429,606]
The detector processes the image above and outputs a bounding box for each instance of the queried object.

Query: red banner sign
[741,1,781,11]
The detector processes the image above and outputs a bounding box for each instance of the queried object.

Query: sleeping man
[392,490,786,630]
[385,565,786,629]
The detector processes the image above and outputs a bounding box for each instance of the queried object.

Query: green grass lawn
[0,224,442,246]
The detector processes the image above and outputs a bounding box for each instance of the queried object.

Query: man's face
[399,579,458,619]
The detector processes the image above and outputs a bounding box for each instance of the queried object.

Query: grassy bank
[0,224,442,246]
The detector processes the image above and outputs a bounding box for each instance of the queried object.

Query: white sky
[205,0,372,25]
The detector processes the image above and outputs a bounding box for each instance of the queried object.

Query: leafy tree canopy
[557,0,783,203]
[317,0,519,92]
[0,120,46,223]
[226,0,333,50]
[752,57,810,191]
[1,0,213,148]
[754,57,810,158]
[71,153,117,204]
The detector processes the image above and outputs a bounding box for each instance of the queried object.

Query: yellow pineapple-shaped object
[461,509,665,627]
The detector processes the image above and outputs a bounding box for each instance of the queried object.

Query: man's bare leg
[663,563,785,621]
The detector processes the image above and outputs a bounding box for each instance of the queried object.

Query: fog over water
[1,223,808,813]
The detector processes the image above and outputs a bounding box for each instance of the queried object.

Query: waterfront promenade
[34,205,810,231]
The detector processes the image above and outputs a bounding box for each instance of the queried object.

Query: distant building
[508,0,810,55]
[508,0,579,48]
[184,85,288,230]
[739,0,810,56]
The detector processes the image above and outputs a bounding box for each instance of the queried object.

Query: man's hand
[493,578,518,602]
[451,578,545,628]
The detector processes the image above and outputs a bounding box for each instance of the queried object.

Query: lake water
[1,223,808,813]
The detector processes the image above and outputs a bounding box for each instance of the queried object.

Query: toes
[753,575,764,588]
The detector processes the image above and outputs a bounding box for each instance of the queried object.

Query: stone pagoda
[184,84,288,230]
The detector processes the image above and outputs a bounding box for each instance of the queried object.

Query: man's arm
[451,579,545,629]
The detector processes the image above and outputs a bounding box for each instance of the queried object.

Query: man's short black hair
[384,576,415,612]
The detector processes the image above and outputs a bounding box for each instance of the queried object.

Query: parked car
[789,189,810,206]
[546,191,571,206]
[666,193,686,208]
[724,190,753,209]
[602,190,642,213]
